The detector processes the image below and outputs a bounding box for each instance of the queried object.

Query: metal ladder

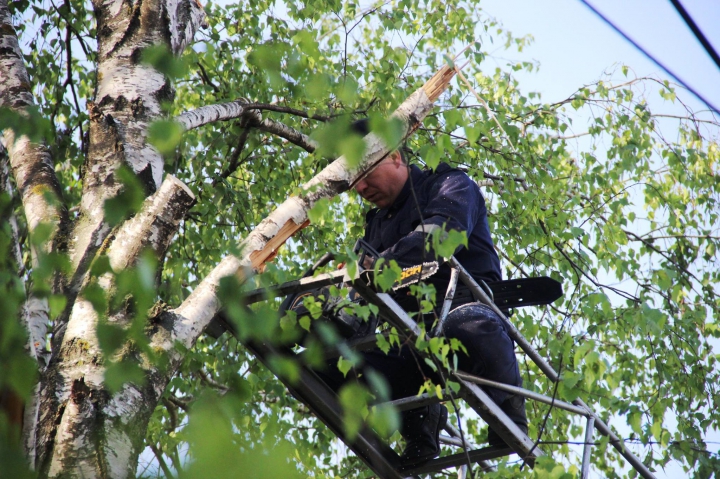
[225,257,657,479]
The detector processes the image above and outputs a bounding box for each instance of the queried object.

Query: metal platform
[219,256,656,479]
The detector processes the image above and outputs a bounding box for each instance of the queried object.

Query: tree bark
[176,99,252,131]
[1,0,67,348]
[177,99,318,151]
[65,0,206,315]
[36,177,195,478]
[1,3,69,462]
[21,0,207,475]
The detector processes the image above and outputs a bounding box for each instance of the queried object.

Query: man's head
[351,119,409,209]
[354,151,408,208]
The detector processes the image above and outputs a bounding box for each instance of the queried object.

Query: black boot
[487,394,528,447]
[399,404,448,466]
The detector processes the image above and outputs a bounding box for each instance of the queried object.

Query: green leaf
[141,44,189,79]
[369,115,406,152]
[339,383,371,441]
[267,355,300,384]
[148,120,185,156]
[0,106,53,143]
[103,165,146,226]
[298,314,311,332]
[96,321,126,358]
[307,197,331,224]
[104,360,145,393]
[368,403,399,438]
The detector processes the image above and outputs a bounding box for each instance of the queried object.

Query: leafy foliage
[2,0,719,477]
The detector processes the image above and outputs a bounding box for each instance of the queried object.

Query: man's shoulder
[421,162,475,187]
[422,162,468,177]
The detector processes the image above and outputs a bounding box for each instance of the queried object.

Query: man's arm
[377,171,482,268]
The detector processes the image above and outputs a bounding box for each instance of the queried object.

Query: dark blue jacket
[363,163,502,304]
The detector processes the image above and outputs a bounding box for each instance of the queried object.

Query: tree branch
[149,443,176,479]
[150,65,457,367]
[106,175,195,272]
[177,100,317,152]
[244,102,333,121]
[197,370,229,392]
[176,100,254,131]
[214,125,252,185]
[161,398,179,430]
[166,393,190,411]
[249,116,317,153]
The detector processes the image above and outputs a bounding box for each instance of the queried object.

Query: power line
[578,0,720,115]
[670,0,720,72]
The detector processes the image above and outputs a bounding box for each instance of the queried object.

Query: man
[346,119,527,465]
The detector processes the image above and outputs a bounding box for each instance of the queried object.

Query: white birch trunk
[65,0,207,320]
[38,176,195,478]
[20,0,206,475]
[1,4,68,464]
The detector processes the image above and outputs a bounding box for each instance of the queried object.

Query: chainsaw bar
[391,261,439,290]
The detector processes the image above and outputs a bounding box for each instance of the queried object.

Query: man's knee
[441,303,519,387]
[442,303,506,340]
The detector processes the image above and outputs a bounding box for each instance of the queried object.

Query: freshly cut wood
[162,61,459,352]
[239,63,457,275]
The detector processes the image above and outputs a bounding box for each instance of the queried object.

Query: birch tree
[1,0,719,478]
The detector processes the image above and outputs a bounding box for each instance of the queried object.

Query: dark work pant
[317,302,521,406]
[441,302,521,404]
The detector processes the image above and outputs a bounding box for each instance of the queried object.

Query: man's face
[354,152,408,209]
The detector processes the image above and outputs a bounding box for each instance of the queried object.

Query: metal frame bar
[242,270,348,305]
[581,416,595,479]
[454,372,589,416]
[233,259,657,479]
[350,278,545,464]
[384,393,441,412]
[448,257,657,479]
[400,445,513,476]
[243,338,405,479]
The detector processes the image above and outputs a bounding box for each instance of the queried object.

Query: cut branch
[106,175,195,272]
[150,64,458,362]
[84,175,196,327]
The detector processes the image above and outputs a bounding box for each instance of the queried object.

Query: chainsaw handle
[353,239,381,272]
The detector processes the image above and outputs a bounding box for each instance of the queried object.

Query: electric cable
[579,0,720,115]
[669,0,720,71]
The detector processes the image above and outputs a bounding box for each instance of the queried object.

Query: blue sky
[480,0,720,116]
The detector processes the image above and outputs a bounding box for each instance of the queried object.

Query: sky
[479,0,720,117]
[476,1,719,477]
